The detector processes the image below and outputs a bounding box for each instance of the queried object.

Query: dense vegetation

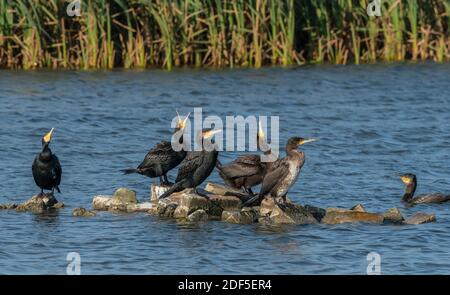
[0,0,449,69]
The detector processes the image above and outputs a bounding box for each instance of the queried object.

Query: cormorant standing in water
[242,137,317,207]
[32,128,62,195]
[159,128,221,199]
[216,122,271,194]
[121,112,190,185]
[400,173,450,204]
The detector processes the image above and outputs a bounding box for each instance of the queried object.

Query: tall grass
[0,0,448,69]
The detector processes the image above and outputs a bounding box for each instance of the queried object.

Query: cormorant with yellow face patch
[399,173,450,204]
[159,128,222,199]
[216,122,271,195]
[32,128,62,195]
[122,112,190,185]
[242,136,317,207]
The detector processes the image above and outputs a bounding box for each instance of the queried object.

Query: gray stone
[204,182,247,197]
[187,209,208,222]
[0,203,18,210]
[350,204,366,212]
[207,195,241,217]
[15,193,63,213]
[322,207,384,225]
[383,208,404,224]
[222,207,259,224]
[150,184,171,202]
[72,207,96,217]
[92,195,112,211]
[304,204,326,222]
[405,213,436,225]
[259,198,317,225]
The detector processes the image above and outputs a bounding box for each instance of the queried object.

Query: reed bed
[0,0,448,69]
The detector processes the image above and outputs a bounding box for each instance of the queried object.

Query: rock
[150,184,171,202]
[126,202,155,213]
[259,198,317,225]
[72,207,96,217]
[187,209,208,222]
[92,195,113,211]
[383,208,404,224]
[350,204,366,212]
[204,182,247,197]
[222,207,259,224]
[321,208,384,225]
[93,188,138,212]
[0,203,18,210]
[172,190,209,219]
[404,213,436,225]
[15,193,63,213]
[207,195,241,217]
[304,205,326,222]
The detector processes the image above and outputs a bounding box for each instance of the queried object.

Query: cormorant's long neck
[402,180,417,202]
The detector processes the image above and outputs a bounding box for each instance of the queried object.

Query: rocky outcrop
[15,193,64,213]
[321,207,384,225]
[92,188,156,213]
[383,208,405,224]
[72,207,96,217]
[404,213,436,225]
[0,203,18,210]
[86,183,439,227]
[258,198,317,225]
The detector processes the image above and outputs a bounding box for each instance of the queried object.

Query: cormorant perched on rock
[159,128,222,199]
[121,112,190,185]
[32,128,62,195]
[400,173,450,204]
[242,136,317,207]
[216,122,271,194]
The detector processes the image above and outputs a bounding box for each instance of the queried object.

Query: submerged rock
[259,198,317,225]
[304,204,326,222]
[15,193,63,213]
[222,207,259,224]
[72,207,96,217]
[92,188,141,212]
[404,213,436,225]
[321,207,384,225]
[187,209,208,222]
[0,203,18,210]
[350,204,366,212]
[383,208,404,224]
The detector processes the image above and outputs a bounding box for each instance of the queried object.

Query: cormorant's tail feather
[241,194,261,207]
[215,160,222,168]
[159,181,184,199]
[56,186,61,193]
[121,168,139,175]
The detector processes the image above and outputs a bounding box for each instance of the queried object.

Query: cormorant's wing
[52,154,62,186]
[258,160,289,197]
[413,193,450,204]
[175,151,205,183]
[138,140,173,169]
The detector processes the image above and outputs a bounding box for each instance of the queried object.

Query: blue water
[1,63,450,274]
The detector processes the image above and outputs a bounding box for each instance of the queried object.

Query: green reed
[0,0,448,69]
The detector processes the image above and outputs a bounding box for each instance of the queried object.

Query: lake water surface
[1,63,450,274]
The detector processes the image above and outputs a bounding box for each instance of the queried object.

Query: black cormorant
[242,136,317,207]
[400,173,450,204]
[121,112,190,185]
[159,128,221,199]
[32,128,62,195]
[216,122,270,194]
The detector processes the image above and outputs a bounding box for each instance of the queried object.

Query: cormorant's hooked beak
[202,129,222,139]
[176,110,190,130]
[43,128,54,143]
[299,138,318,145]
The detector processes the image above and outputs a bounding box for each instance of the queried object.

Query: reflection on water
[1,63,450,274]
